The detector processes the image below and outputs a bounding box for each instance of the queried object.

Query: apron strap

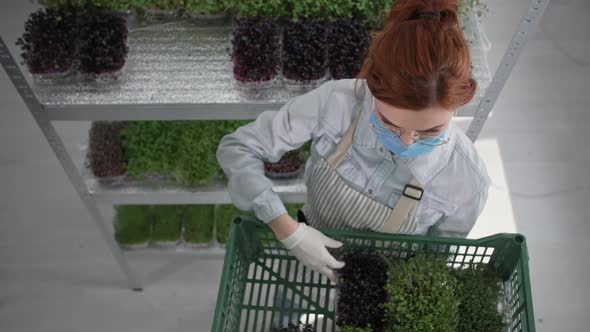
[326,101,363,168]
[381,177,424,234]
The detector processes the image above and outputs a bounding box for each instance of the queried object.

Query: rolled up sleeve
[216,81,335,223]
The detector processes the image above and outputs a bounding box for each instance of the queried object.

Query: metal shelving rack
[0,0,550,291]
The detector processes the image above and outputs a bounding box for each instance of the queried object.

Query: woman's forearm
[268,213,300,240]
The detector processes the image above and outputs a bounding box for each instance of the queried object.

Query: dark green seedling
[114,205,152,247]
[123,121,250,186]
[16,7,79,75]
[327,19,371,80]
[264,150,303,176]
[384,254,460,332]
[89,0,135,11]
[282,19,328,82]
[274,321,315,332]
[183,205,215,245]
[340,326,373,332]
[232,0,288,18]
[151,205,184,243]
[132,0,183,10]
[231,17,280,83]
[122,121,183,178]
[184,0,229,15]
[454,264,505,332]
[337,251,388,331]
[89,121,128,178]
[77,9,129,76]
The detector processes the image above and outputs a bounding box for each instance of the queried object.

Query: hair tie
[418,11,441,21]
[407,10,442,21]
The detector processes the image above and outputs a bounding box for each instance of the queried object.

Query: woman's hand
[269,214,345,282]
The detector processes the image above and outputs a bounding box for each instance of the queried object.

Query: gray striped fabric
[301,94,417,233]
[302,157,417,233]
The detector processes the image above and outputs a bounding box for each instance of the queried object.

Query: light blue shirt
[216,79,490,238]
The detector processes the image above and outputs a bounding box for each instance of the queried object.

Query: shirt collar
[353,80,457,185]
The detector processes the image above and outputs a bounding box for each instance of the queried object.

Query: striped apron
[273,98,427,330]
[300,98,425,234]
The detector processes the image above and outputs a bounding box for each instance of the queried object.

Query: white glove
[279,223,345,282]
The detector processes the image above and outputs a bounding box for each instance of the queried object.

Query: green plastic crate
[212,217,535,332]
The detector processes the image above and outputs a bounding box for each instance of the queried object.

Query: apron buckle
[403,184,423,201]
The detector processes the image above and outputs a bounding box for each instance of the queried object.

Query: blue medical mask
[369,112,447,158]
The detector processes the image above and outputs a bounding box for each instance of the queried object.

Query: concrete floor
[1,0,589,331]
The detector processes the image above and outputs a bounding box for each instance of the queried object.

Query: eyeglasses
[369,112,449,147]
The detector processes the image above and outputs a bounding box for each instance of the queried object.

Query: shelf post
[0,36,143,291]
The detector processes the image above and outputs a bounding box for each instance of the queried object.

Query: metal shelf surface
[33,14,490,121]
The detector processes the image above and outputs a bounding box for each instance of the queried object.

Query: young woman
[217,0,490,282]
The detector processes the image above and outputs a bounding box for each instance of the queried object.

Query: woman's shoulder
[328,78,369,99]
[434,126,490,202]
[449,127,489,186]
[422,138,489,216]
[313,79,368,137]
